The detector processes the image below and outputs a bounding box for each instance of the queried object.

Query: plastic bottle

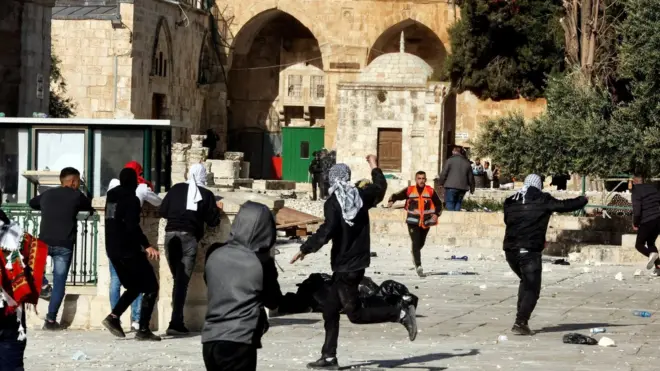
[633,310,652,317]
[590,328,606,334]
[450,255,469,261]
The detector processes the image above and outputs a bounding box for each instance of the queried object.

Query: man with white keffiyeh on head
[503,174,587,336]
[159,163,221,336]
[290,155,418,370]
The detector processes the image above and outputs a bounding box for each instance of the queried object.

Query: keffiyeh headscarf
[513,174,543,204]
[328,164,363,226]
[187,163,208,211]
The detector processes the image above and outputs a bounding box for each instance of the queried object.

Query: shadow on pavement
[340,349,479,370]
[269,317,321,327]
[537,323,629,333]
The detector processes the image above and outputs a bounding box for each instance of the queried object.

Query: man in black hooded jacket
[503,174,587,336]
[101,168,161,341]
[290,155,417,370]
[203,201,283,371]
[631,174,660,273]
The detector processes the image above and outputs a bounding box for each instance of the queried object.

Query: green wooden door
[282,127,325,182]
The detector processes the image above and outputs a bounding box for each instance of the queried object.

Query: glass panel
[300,141,309,159]
[287,75,302,98]
[0,128,19,203]
[97,130,144,196]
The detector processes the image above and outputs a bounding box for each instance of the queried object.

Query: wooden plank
[276,206,323,230]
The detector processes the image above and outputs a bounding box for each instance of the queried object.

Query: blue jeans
[109,262,142,322]
[444,188,467,211]
[0,339,26,370]
[46,246,73,322]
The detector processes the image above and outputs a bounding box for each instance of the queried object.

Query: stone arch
[198,31,226,85]
[229,5,327,69]
[368,18,448,81]
[150,17,174,81]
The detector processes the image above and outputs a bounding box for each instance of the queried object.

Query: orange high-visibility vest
[404,185,437,228]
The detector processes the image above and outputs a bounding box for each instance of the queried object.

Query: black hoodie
[202,201,282,348]
[105,168,150,259]
[503,187,587,252]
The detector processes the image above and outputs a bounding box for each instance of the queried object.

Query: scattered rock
[634,269,642,276]
[615,272,624,281]
[479,284,487,290]
[598,337,616,347]
[568,252,581,262]
[583,267,591,273]
[497,335,508,342]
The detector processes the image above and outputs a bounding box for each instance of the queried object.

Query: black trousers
[321,270,400,358]
[109,254,159,330]
[311,174,322,201]
[203,341,257,371]
[505,250,542,324]
[635,218,660,267]
[407,225,430,267]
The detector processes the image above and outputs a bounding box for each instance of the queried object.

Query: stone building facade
[51,0,227,145]
[0,0,55,117]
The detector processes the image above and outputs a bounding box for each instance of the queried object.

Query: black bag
[295,273,333,312]
[358,276,380,299]
[562,333,598,345]
[379,280,419,308]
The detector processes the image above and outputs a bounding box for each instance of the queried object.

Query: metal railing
[3,205,100,286]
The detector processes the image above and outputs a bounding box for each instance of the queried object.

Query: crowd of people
[6,147,660,371]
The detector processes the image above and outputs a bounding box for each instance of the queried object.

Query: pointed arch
[150,17,174,81]
[368,19,447,81]
[198,31,226,85]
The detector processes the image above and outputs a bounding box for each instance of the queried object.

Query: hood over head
[124,160,153,190]
[119,168,139,191]
[226,201,276,254]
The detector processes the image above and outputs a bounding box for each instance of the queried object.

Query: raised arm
[360,155,387,208]
[547,195,588,214]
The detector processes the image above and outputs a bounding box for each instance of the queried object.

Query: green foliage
[49,54,75,118]
[460,198,504,212]
[445,0,565,100]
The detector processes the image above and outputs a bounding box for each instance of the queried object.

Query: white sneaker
[647,252,659,270]
[416,266,425,277]
[653,268,660,277]
[131,321,140,331]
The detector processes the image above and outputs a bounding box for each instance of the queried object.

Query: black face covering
[119,168,139,191]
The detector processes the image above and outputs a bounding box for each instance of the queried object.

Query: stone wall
[0,0,54,117]
[453,91,547,148]
[51,0,228,144]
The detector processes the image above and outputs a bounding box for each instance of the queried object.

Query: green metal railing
[4,205,100,286]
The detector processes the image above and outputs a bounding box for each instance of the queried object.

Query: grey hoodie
[202,201,282,347]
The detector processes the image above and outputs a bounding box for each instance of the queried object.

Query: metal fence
[4,205,100,286]
[579,176,634,216]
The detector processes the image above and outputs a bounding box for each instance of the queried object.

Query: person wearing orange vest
[387,171,443,277]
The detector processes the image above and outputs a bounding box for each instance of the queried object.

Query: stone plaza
[23,243,660,371]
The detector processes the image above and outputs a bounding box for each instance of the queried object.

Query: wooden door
[377,128,402,172]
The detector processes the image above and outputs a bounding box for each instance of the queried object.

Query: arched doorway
[228,10,325,179]
[368,19,446,81]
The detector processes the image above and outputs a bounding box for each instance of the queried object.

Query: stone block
[240,161,250,179]
[621,234,637,248]
[209,159,240,179]
[224,152,244,161]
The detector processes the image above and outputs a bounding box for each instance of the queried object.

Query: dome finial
[399,31,405,53]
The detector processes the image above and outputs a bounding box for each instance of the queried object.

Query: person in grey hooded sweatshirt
[202,201,283,371]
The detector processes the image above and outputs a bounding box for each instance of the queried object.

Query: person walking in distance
[101,168,161,341]
[106,162,162,331]
[29,167,94,330]
[309,151,324,201]
[387,171,443,277]
[290,155,418,370]
[503,174,587,335]
[437,146,475,211]
[159,163,221,336]
[203,201,287,371]
[631,174,660,274]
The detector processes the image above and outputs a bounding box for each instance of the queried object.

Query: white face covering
[186,163,207,211]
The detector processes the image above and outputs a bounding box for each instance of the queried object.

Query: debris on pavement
[633,310,652,317]
[553,259,570,265]
[634,269,642,276]
[497,335,508,342]
[598,337,616,347]
[615,272,624,281]
[562,333,598,345]
[71,351,88,361]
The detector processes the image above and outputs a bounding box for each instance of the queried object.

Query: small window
[300,141,310,159]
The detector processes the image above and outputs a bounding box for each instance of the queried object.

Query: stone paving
[24,243,660,371]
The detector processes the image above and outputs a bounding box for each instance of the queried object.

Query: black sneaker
[511,322,533,336]
[40,285,52,301]
[400,304,418,341]
[306,357,339,370]
[102,315,126,338]
[166,323,190,336]
[136,329,162,341]
[42,320,62,331]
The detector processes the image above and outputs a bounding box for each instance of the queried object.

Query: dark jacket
[309,158,323,175]
[632,183,660,227]
[300,168,387,272]
[29,187,94,248]
[159,183,221,241]
[503,187,587,252]
[202,201,282,348]
[105,184,150,259]
[438,154,475,192]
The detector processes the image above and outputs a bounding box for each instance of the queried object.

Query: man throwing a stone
[290,155,417,370]
[503,174,587,336]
